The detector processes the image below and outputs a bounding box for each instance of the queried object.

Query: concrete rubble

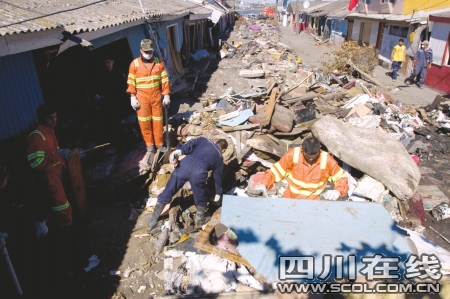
[70,17,450,297]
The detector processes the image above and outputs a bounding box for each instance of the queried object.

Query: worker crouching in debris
[26,104,73,229]
[127,39,171,166]
[147,137,228,232]
[251,136,349,200]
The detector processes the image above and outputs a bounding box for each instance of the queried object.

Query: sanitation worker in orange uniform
[26,104,73,228]
[127,39,171,165]
[251,136,349,200]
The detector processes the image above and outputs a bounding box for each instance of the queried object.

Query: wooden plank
[262,88,278,127]
[265,80,277,97]
[245,135,287,158]
[237,146,252,164]
[219,110,240,121]
[273,126,309,137]
[221,123,259,132]
[329,73,344,86]
[194,212,252,268]
[235,131,241,155]
[67,148,87,219]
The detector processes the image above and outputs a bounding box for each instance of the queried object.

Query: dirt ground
[2,20,450,299]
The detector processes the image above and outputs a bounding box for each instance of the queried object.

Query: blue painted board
[221,195,412,282]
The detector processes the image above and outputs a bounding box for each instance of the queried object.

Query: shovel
[163,103,170,164]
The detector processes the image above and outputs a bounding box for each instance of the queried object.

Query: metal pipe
[0,233,23,296]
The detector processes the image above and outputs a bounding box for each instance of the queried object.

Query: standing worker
[26,104,73,229]
[390,38,406,82]
[127,39,171,165]
[250,136,349,200]
[405,40,433,89]
[146,137,228,231]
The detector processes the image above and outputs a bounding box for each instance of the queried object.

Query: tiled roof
[0,0,211,36]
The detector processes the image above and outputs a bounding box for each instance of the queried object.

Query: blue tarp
[221,195,412,282]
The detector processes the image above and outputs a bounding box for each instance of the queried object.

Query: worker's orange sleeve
[126,61,137,95]
[327,156,349,197]
[26,134,50,171]
[159,62,170,95]
[261,149,295,189]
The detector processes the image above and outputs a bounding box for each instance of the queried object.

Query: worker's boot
[145,146,157,166]
[146,202,165,233]
[157,145,167,153]
[195,206,211,229]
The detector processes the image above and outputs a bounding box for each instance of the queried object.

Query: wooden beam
[221,123,260,132]
[262,88,278,127]
[67,148,87,219]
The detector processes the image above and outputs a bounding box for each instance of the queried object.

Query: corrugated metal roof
[287,1,330,13]
[430,12,450,19]
[310,0,348,17]
[0,0,212,36]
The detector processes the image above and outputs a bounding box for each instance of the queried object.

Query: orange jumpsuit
[126,57,170,147]
[26,124,72,227]
[262,148,349,199]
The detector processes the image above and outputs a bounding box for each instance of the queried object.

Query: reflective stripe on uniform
[289,185,324,197]
[320,151,328,169]
[136,76,160,82]
[127,79,136,86]
[138,116,152,122]
[161,70,168,76]
[152,115,163,121]
[51,200,70,212]
[134,59,139,67]
[330,168,346,182]
[287,175,327,189]
[137,82,160,89]
[27,151,45,160]
[271,162,286,182]
[161,78,169,83]
[293,147,301,163]
[30,157,45,169]
[27,130,46,141]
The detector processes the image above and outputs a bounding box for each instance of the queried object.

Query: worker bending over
[127,39,171,165]
[147,137,228,231]
[252,136,349,200]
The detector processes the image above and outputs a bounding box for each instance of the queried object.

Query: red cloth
[348,0,358,11]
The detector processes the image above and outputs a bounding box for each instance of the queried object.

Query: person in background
[391,38,406,82]
[405,40,433,89]
[250,136,349,200]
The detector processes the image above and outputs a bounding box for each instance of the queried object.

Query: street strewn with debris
[2,9,450,299]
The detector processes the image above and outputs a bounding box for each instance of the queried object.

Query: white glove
[250,184,267,197]
[130,95,140,110]
[35,220,48,239]
[169,149,182,164]
[214,194,221,202]
[57,149,73,161]
[323,190,340,201]
[163,95,170,107]
[94,94,104,102]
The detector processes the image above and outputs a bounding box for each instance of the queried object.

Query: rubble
[65,17,450,298]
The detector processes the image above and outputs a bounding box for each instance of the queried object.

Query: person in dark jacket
[147,137,228,231]
[405,40,433,88]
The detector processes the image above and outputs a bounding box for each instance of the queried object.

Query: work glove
[57,149,73,161]
[163,95,170,107]
[214,194,221,202]
[248,184,267,197]
[322,190,340,201]
[94,94,104,102]
[130,95,140,110]
[169,149,182,164]
[35,220,48,239]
